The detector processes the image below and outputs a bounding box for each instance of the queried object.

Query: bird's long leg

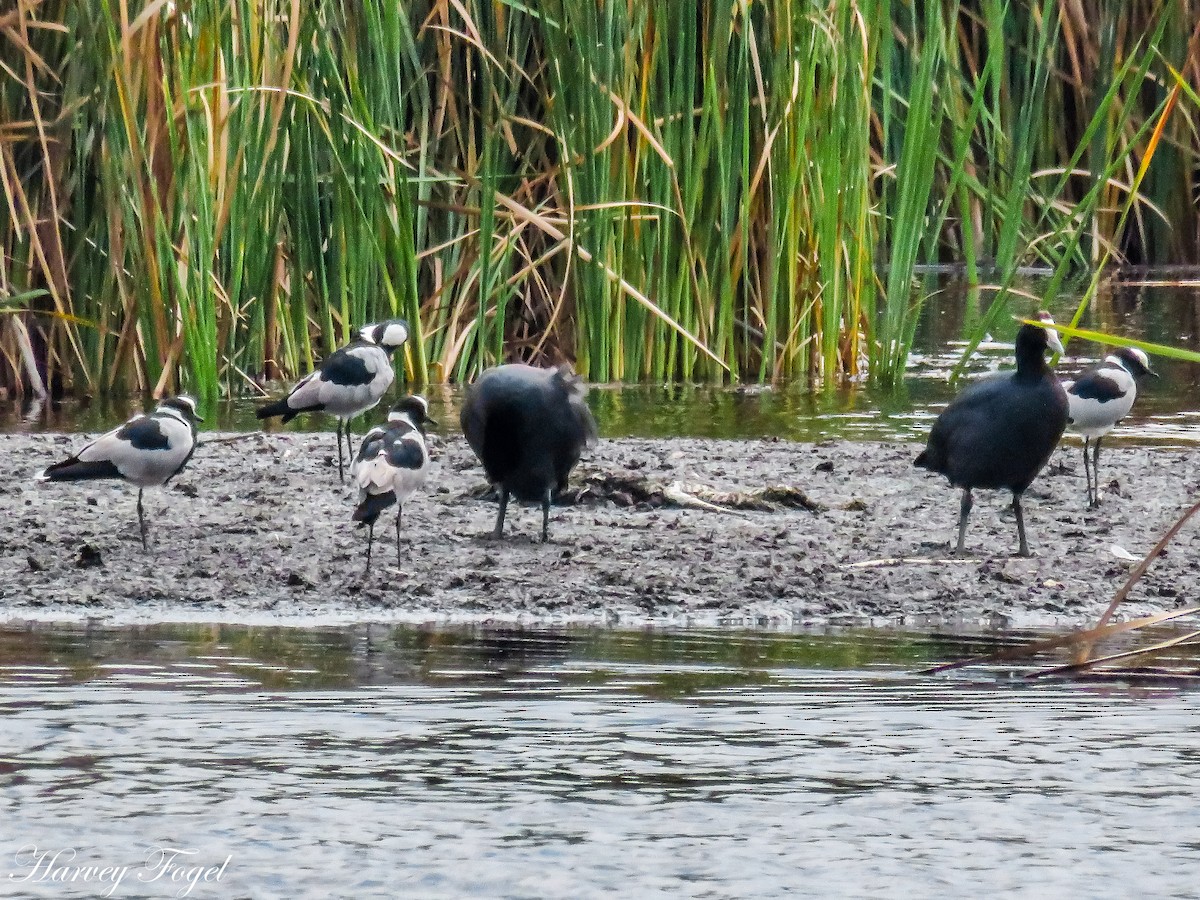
[955,488,973,555]
[395,504,403,567]
[1081,438,1093,507]
[1013,493,1030,557]
[336,420,345,483]
[137,488,148,551]
[492,487,510,539]
[345,418,355,460]
[541,487,551,543]
[1091,437,1103,508]
[365,522,374,572]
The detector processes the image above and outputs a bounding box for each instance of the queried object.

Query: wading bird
[256,319,409,481]
[37,396,203,550]
[350,395,433,570]
[1064,347,1156,507]
[461,363,597,542]
[915,313,1068,557]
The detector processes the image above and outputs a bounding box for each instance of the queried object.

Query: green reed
[1,0,1197,397]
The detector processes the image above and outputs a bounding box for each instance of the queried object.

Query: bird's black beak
[425,417,439,428]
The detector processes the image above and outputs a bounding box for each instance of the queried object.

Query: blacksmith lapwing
[350,395,433,570]
[37,396,203,550]
[1064,346,1156,507]
[460,363,597,542]
[915,313,1069,557]
[256,319,409,481]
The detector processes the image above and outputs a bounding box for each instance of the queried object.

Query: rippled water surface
[3,622,1200,898]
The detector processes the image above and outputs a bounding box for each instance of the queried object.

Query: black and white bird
[915,312,1069,557]
[460,363,598,542]
[36,395,203,550]
[350,395,433,570]
[1063,346,1156,507]
[256,319,409,481]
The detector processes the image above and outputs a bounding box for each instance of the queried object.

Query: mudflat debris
[1,432,1196,628]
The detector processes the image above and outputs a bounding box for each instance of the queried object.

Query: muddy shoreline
[1,431,1197,629]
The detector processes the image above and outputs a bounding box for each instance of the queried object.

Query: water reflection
[0,623,974,692]
[1,283,1198,444]
[2,622,1199,897]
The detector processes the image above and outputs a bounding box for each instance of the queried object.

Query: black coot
[460,364,597,541]
[915,313,1068,556]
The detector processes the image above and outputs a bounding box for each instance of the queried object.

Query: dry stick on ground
[1027,630,1200,680]
[1093,496,1200,630]
[921,496,1200,678]
[1060,495,1200,671]
[576,472,822,514]
[918,607,1200,676]
[199,433,276,447]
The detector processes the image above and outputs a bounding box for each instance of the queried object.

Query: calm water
[2,284,1199,444]
[3,623,1200,898]
[3,287,1199,896]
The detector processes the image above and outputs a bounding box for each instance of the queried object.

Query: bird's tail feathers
[256,397,297,422]
[352,490,397,526]
[552,364,587,400]
[37,458,122,483]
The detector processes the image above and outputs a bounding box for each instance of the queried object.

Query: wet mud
[1,431,1197,628]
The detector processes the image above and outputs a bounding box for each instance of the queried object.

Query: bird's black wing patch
[117,416,170,451]
[385,433,425,470]
[1069,372,1126,403]
[355,429,388,465]
[319,345,375,387]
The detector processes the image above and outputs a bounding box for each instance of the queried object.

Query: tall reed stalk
[1,0,1198,397]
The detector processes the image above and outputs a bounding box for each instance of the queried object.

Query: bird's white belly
[390,466,427,504]
[1067,392,1135,438]
[320,367,394,418]
[120,453,186,486]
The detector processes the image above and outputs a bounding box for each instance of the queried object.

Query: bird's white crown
[1109,347,1150,372]
[360,319,409,349]
[388,394,429,424]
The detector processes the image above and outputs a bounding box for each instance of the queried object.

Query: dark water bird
[350,395,433,570]
[1064,346,1156,507]
[256,319,409,481]
[460,363,598,542]
[915,313,1069,557]
[36,396,203,550]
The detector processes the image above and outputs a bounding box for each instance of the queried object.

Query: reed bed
[2,0,1199,398]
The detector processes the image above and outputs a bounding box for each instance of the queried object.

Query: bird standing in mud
[915,312,1068,557]
[256,319,409,481]
[1063,346,1156,508]
[350,395,433,570]
[460,363,598,542]
[36,395,203,550]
